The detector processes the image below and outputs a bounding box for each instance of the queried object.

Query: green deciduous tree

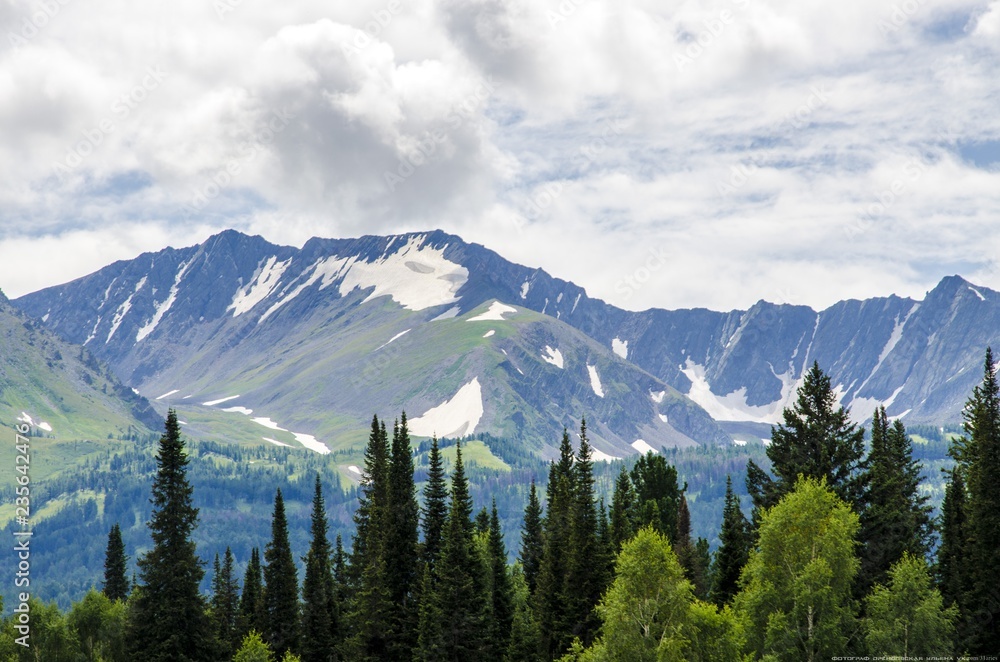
[234,631,275,662]
[734,476,860,662]
[865,554,956,657]
[68,589,127,662]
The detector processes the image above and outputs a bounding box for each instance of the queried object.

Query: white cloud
[0,0,998,313]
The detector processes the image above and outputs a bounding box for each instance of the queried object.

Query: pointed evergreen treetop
[103,523,129,602]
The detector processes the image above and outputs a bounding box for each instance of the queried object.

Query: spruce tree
[746,361,866,516]
[436,441,488,660]
[562,421,602,647]
[414,564,445,662]
[535,429,575,658]
[212,547,241,658]
[936,468,971,653]
[421,436,449,571]
[347,416,392,661]
[674,494,709,599]
[301,476,335,662]
[857,408,932,598]
[382,414,419,660]
[518,480,543,596]
[264,489,300,658]
[102,523,129,602]
[487,501,514,659]
[711,476,751,606]
[128,410,214,661]
[630,451,681,541]
[238,547,267,642]
[609,465,636,552]
[954,347,1000,653]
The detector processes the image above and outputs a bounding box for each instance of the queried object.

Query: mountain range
[13,229,1000,464]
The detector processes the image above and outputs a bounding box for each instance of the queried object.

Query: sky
[0,0,998,313]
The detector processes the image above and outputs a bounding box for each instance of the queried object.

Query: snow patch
[520,281,530,299]
[650,390,666,403]
[483,329,495,338]
[571,293,581,313]
[732,438,748,446]
[348,465,362,475]
[203,395,240,406]
[467,301,517,321]
[375,329,411,351]
[969,286,986,301]
[106,277,146,343]
[612,338,628,359]
[264,437,291,447]
[156,389,180,400]
[338,235,469,311]
[223,406,254,415]
[259,255,352,323]
[18,412,34,425]
[41,313,49,322]
[658,414,669,423]
[590,448,621,462]
[587,364,605,398]
[853,303,919,399]
[253,417,285,430]
[632,439,657,454]
[409,378,484,438]
[38,422,52,432]
[137,260,193,342]
[431,306,461,321]
[680,359,797,424]
[228,256,292,317]
[541,346,564,369]
[293,432,331,455]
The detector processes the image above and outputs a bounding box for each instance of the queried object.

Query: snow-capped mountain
[14,230,727,458]
[14,229,1000,458]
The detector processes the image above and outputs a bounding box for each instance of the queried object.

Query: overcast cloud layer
[0,0,998,312]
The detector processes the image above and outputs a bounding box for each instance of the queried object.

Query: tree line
[1,350,999,660]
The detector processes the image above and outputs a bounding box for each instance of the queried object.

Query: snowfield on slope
[467,301,517,321]
[409,378,484,438]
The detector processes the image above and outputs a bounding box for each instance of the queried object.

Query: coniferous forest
[2,351,999,661]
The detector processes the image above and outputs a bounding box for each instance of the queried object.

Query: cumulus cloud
[0,0,998,313]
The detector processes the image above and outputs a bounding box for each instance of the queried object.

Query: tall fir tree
[951,347,1000,653]
[609,465,636,552]
[518,480,543,596]
[211,547,241,659]
[436,441,488,660]
[414,564,445,662]
[301,476,336,662]
[238,547,267,642]
[936,468,972,654]
[384,414,420,660]
[347,416,392,661]
[630,451,682,541]
[535,429,576,658]
[710,476,751,606]
[264,488,300,658]
[486,500,514,660]
[857,408,932,598]
[102,523,129,602]
[674,494,710,599]
[562,421,603,647]
[420,436,449,571]
[128,410,214,661]
[746,361,866,517]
